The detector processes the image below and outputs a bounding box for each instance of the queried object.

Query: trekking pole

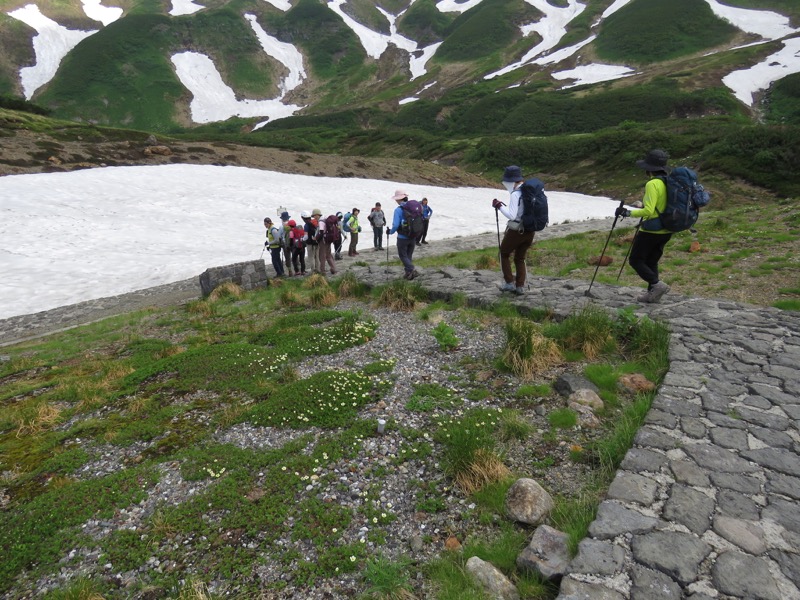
[585,199,626,298]
[616,218,642,282]
[260,245,265,260]
[385,229,391,283]
[494,207,502,264]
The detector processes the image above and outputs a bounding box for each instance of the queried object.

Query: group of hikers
[263,148,679,304]
[263,192,434,279]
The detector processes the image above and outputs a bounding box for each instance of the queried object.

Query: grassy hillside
[594,0,740,64]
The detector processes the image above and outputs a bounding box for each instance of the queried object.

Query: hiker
[263,217,285,277]
[318,213,339,275]
[279,210,294,277]
[368,202,386,250]
[288,219,306,276]
[386,189,419,280]
[304,209,322,273]
[419,197,433,245]
[615,149,673,303]
[491,165,535,295]
[347,208,361,256]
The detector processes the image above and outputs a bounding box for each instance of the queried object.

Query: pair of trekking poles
[493,200,639,298]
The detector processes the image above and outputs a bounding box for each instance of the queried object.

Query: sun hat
[636,149,670,172]
[311,208,322,216]
[280,211,290,221]
[501,166,524,183]
[288,219,296,227]
[392,189,408,201]
[301,210,311,219]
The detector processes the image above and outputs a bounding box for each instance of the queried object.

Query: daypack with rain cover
[323,215,341,244]
[399,200,424,238]
[342,212,352,233]
[643,167,711,232]
[519,178,549,233]
[290,225,306,250]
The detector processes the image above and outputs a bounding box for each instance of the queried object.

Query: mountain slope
[1,0,799,132]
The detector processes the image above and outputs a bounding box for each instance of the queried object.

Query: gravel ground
[7,298,599,599]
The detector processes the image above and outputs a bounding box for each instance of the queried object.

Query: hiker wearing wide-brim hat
[491,165,535,295]
[615,149,673,303]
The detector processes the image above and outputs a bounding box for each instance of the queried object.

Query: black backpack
[519,178,549,232]
[399,200,424,238]
[643,167,711,232]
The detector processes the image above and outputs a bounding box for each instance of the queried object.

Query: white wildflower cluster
[205,459,226,478]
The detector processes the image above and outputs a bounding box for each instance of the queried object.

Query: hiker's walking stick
[586,199,626,298]
[616,218,642,281]
[494,206,502,264]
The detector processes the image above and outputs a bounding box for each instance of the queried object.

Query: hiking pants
[283,247,294,276]
[306,244,320,273]
[421,219,430,243]
[396,236,416,274]
[349,232,359,255]
[629,231,672,287]
[500,228,535,287]
[292,248,306,274]
[373,227,383,249]
[269,247,284,276]
[319,241,337,274]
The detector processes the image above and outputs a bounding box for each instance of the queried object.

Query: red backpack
[323,215,341,244]
[290,226,306,250]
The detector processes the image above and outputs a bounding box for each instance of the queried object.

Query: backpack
[399,200,424,238]
[643,167,711,232]
[342,212,352,233]
[290,226,305,250]
[323,215,341,244]
[519,178,549,232]
[305,219,318,245]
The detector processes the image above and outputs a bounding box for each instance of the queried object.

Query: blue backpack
[643,167,711,232]
[342,212,352,233]
[519,178,549,233]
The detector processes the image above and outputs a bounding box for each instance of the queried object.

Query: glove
[358,226,362,233]
[492,199,504,210]
[615,206,631,218]
[386,227,391,236]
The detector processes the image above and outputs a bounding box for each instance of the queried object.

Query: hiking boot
[514,287,525,295]
[649,281,670,303]
[403,271,412,280]
[408,270,419,280]
[498,282,515,293]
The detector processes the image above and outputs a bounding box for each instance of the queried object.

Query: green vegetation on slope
[35,14,185,131]
[594,0,739,64]
[435,0,541,63]
[766,72,800,125]
[397,0,454,46]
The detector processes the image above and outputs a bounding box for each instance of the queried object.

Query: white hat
[392,189,408,201]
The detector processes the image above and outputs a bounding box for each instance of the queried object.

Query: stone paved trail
[2,218,798,600]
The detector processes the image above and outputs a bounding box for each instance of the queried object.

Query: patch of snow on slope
[7,4,96,99]
[552,63,634,88]
[171,52,303,123]
[170,0,204,17]
[80,0,122,26]
[704,0,798,41]
[723,36,800,106]
[485,0,586,79]
[245,13,306,95]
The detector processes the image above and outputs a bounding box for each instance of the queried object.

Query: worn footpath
[1,218,798,600]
